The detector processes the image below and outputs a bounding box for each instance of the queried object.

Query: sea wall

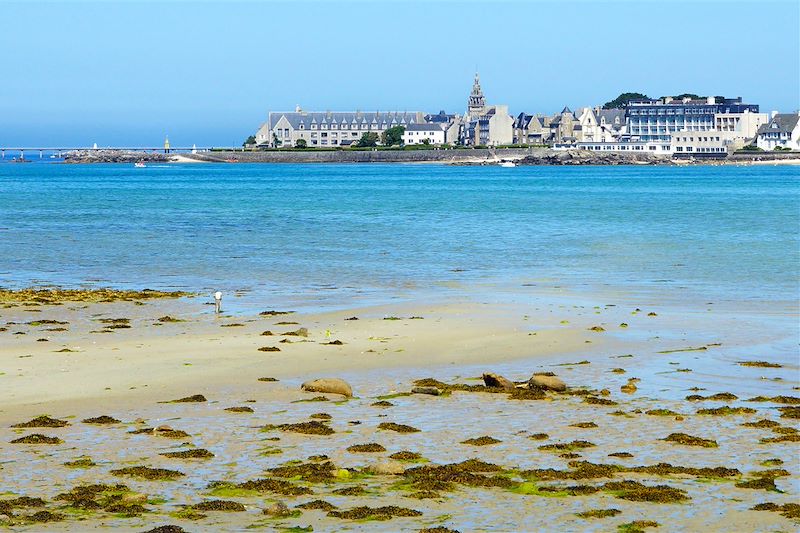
[182,148,537,164]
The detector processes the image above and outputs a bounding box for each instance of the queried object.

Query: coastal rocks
[516,150,673,166]
[528,374,567,392]
[63,150,171,164]
[482,373,516,391]
[369,461,406,475]
[301,378,353,398]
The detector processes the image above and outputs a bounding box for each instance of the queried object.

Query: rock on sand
[301,378,353,397]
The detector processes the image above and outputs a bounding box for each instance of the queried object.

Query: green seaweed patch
[389,451,425,462]
[378,422,420,433]
[760,458,784,467]
[751,502,800,520]
[576,508,621,519]
[328,505,421,520]
[332,486,367,496]
[309,413,331,420]
[645,409,679,417]
[760,434,800,443]
[82,415,121,424]
[508,388,546,400]
[584,396,617,406]
[685,392,738,401]
[161,448,214,459]
[162,394,207,403]
[461,436,501,446]
[209,478,312,497]
[11,415,69,428]
[225,406,255,413]
[663,433,717,447]
[172,508,207,520]
[292,396,330,403]
[192,500,246,511]
[741,419,781,428]
[64,457,96,468]
[528,433,549,440]
[539,440,596,452]
[267,460,337,482]
[111,466,184,480]
[603,480,689,503]
[618,520,660,532]
[262,421,334,435]
[10,434,62,444]
[347,443,386,453]
[511,482,569,497]
[738,361,782,368]
[696,406,756,416]
[779,406,800,419]
[735,477,780,492]
[297,499,337,511]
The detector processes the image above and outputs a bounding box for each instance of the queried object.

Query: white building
[402,123,446,145]
[563,141,673,155]
[756,113,800,151]
[255,109,425,147]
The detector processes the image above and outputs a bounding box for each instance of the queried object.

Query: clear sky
[1,0,798,147]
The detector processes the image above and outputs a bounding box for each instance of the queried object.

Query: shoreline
[0,287,797,531]
[50,147,800,166]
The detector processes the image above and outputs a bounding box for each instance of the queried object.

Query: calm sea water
[0,162,797,311]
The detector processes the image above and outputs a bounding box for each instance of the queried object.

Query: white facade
[403,124,446,145]
[561,141,673,154]
[756,113,800,151]
[671,131,737,155]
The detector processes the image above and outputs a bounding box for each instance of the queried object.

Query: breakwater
[181,148,535,163]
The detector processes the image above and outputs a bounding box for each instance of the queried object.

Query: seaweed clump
[402,460,512,492]
[347,443,386,453]
[604,480,689,503]
[267,460,337,483]
[211,478,312,496]
[461,436,501,446]
[161,448,214,459]
[297,500,337,511]
[576,508,621,518]
[539,440,596,452]
[662,433,718,447]
[328,505,422,520]
[751,502,800,519]
[738,361,782,368]
[64,457,97,468]
[378,422,420,433]
[225,406,254,413]
[779,406,800,419]
[111,466,185,480]
[191,500,246,512]
[263,421,335,435]
[165,394,207,403]
[10,434,62,444]
[11,415,69,428]
[390,451,423,461]
[618,520,660,532]
[696,406,756,416]
[82,415,121,424]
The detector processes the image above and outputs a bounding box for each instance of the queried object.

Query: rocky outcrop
[482,373,516,391]
[63,150,171,164]
[517,150,673,166]
[301,378,353,397]
[528,374,567,392]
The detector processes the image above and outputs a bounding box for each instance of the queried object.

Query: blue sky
[1,0,798,147]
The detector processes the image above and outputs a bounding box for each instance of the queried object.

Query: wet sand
[0,290,798,532]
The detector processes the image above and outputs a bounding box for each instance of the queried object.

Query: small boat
[134,161,146,168]
[499,161,516,168]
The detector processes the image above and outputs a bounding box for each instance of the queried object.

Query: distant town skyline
[1,0,798,147]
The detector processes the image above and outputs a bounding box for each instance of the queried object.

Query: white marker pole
[214,291,222,314]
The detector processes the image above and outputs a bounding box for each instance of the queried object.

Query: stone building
[255,108,425,147]
[462,73,513,146]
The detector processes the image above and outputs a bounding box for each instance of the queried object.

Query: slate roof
[269,111,422,129]
[757,114,800,135]
[405,123,444,132]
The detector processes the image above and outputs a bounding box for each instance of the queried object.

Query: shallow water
[0,163,797,312]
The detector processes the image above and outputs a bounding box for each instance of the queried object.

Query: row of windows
[675,147,726,153]
[299,123,402,131]
[629,107,716,116]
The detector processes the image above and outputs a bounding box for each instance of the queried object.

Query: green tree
[670,93,701,100]
[421,138,431,146]
[243,135,256,147]
[294,138,307,149]
[602,92,649,109]
[355,132,379,148]
[381,125,405,146]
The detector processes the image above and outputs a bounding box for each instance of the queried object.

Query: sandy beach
[1,288,797,532]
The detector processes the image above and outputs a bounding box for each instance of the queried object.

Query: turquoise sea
[0,163,798,312]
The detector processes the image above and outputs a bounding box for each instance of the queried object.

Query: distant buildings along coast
[252,74,800,157]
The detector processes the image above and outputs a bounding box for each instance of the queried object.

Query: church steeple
[468,72,486,118]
